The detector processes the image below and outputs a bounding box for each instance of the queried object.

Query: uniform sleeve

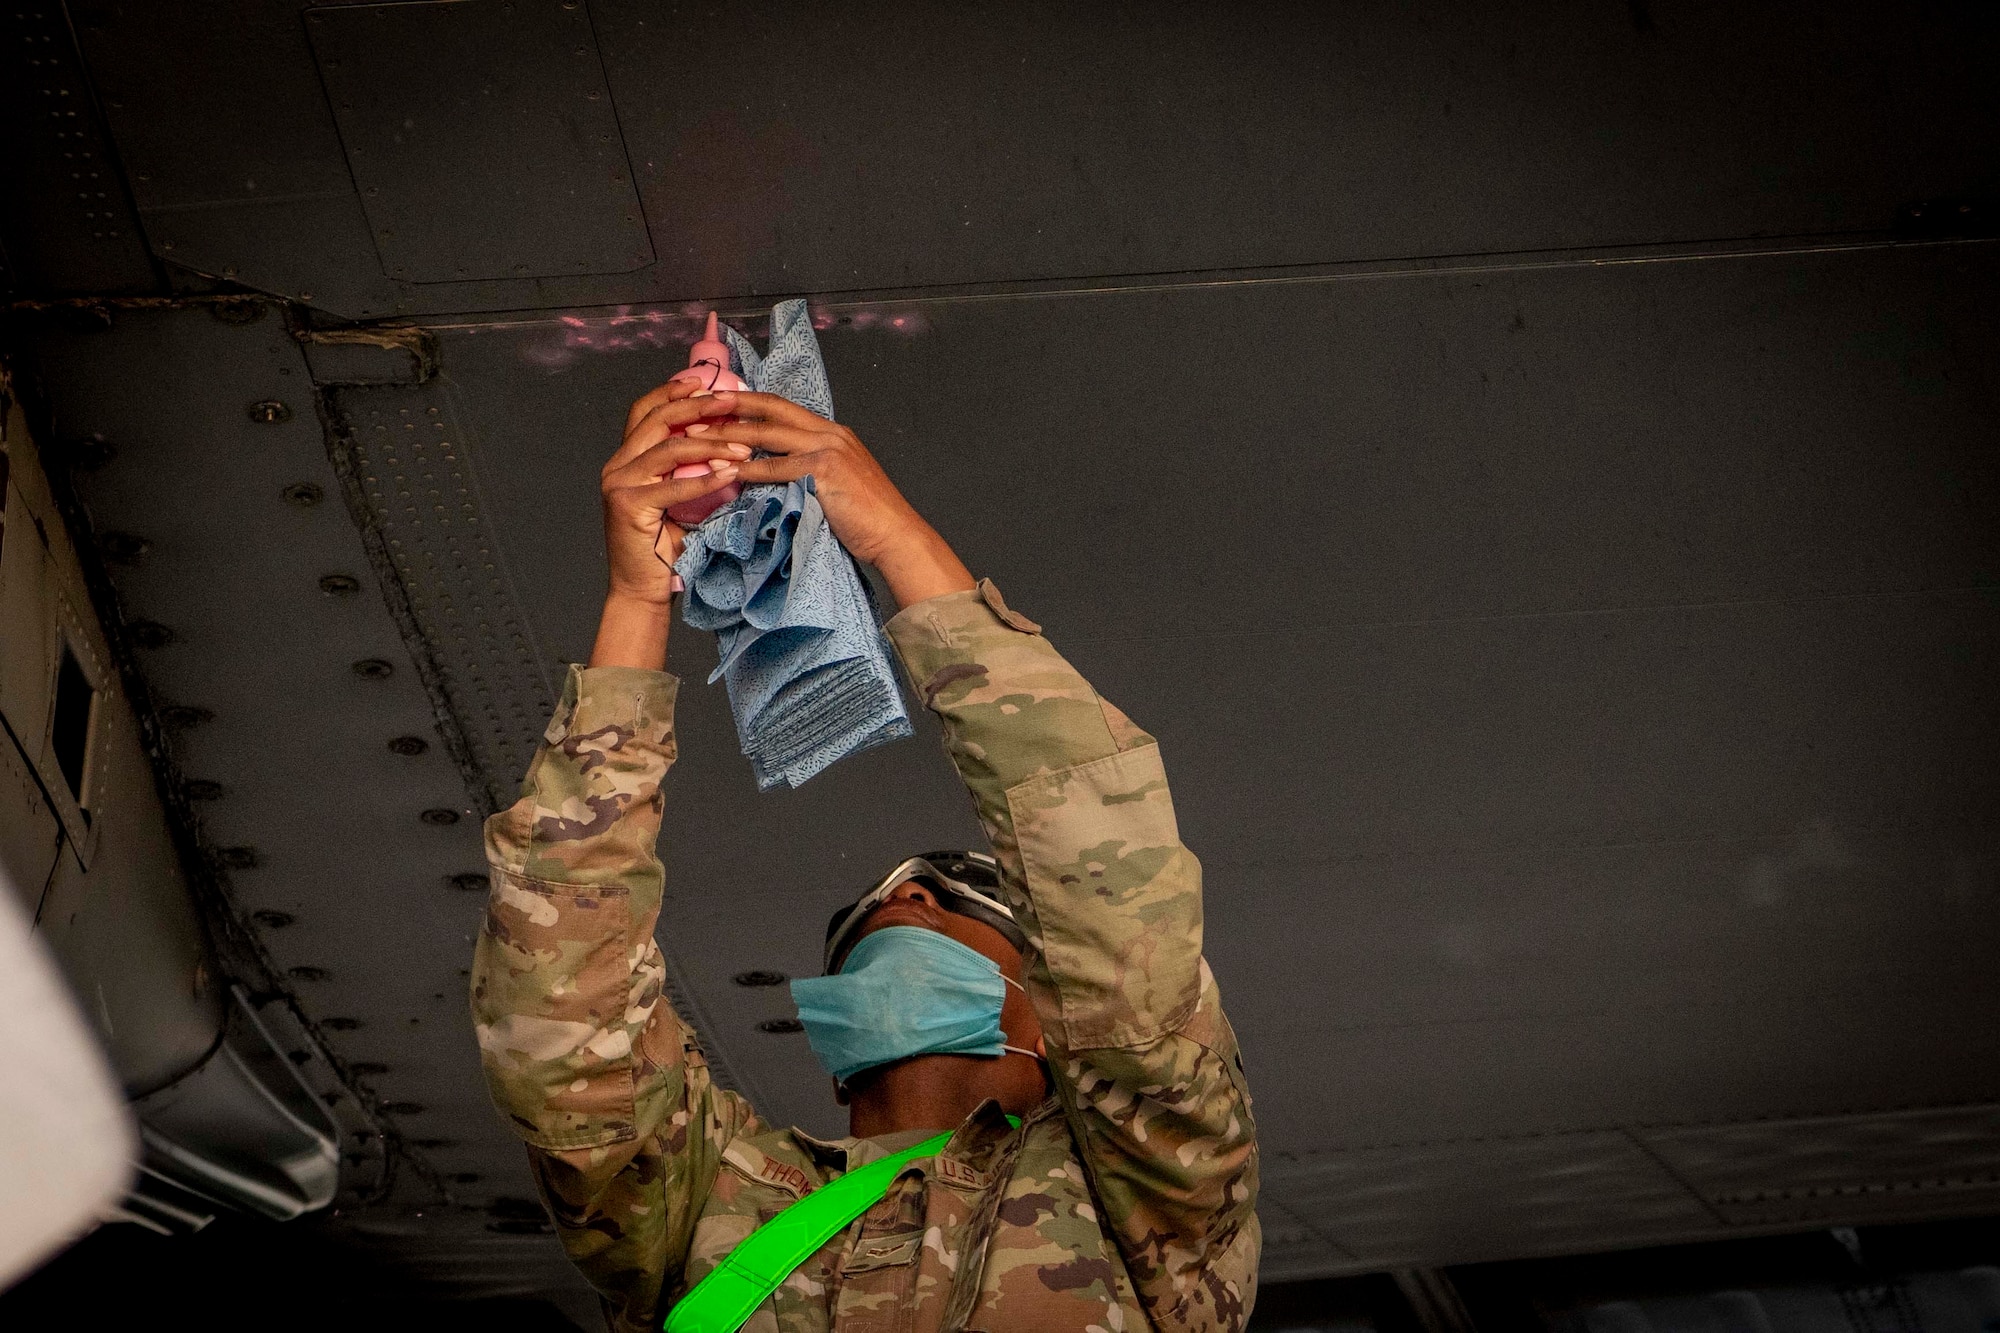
[471,664,759,1332]
[884,582,1261,1333]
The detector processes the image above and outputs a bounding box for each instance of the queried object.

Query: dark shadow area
[1451,1217,2000,1333]
[1240,1218,2000,1332]
[0,1214,586,1333]
[1250,1271,1424,1332]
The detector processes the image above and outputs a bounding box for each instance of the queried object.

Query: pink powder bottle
[663,311,746,526]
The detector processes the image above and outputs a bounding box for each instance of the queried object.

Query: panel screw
[251,909,295,929]
[160,704,213,730]
[99,531,150,563]
[733,970,788,987]
[184,779,223,800]
[387,735,428,756]
[282,482,323,507]
[323,1017,364,1031]
[247,399,291,424]
[319,574,361,596]
[217,846,259,869]
[420,808,461,827]
[447,872,487,892]
[127,620,175,649]
[352,658,394,680]
[288,965,331,983]
[756,1018,804,1034]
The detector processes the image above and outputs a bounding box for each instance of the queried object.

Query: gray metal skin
[0,379,367,1233]
[0,379,219,1097]
[0,0,1996,1317]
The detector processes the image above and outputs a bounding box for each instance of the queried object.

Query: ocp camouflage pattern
[472,582,1259,1332]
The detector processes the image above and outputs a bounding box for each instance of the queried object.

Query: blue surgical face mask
[789,926,1034,1085]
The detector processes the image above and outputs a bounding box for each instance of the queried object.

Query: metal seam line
[417,233,2000,332]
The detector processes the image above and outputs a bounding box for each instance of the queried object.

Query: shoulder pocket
[1006,744,1202,1049]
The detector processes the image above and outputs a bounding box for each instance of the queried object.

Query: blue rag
[673,300,913,791]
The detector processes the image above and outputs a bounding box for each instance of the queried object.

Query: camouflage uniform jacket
[473,581,1260,1333]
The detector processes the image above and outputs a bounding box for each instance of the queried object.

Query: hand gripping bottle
[663,311,746,526]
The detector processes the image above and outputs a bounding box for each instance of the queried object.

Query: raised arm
[884,586,1261,1331]
[710,394,1261,1332]
[470,381,757,1330]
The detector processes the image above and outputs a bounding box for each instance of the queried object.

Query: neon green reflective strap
[663,1117,1020,1333]
[663,1130,949,1333]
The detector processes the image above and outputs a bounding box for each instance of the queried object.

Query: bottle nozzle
[688,310,731,373]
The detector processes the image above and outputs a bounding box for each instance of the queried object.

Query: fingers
[730,454,818,486]
[612,389,836,474]
[638,389,738,435]
[622,376,702,434]
[716,391,838,430]
[606,437,749,490]
[692,419,836,455]
[622,465,741,511]
[607,393,741,472]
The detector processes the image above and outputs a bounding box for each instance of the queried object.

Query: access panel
[306,0,655,283]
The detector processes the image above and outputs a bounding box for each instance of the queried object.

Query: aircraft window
[51,644,96,807]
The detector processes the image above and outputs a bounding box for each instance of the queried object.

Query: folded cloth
[674,300,912,790]
[716,298,836,420]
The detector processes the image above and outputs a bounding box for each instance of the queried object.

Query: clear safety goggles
[821,851,1025,975]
